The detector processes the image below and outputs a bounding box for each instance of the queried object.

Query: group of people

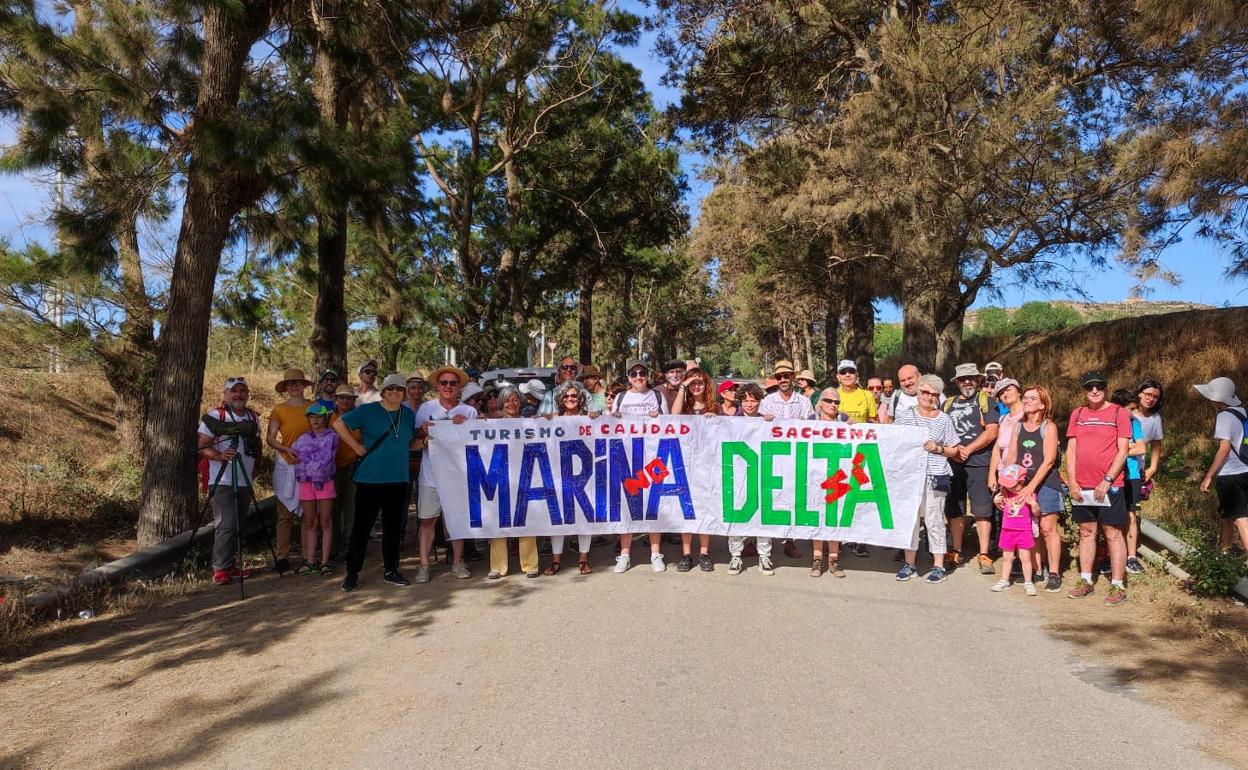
[196,352,1246,608]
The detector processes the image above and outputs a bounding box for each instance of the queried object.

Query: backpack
[1221,407,1248,464]
[942,391,991,423]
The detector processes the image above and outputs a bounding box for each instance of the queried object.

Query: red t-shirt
[1066,404,1131,489]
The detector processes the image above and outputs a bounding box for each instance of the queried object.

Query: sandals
[543,560,562,576]
[579,560,593,575]
[810,558,823,577]
[319,562,334,576]
[295,562,319,575]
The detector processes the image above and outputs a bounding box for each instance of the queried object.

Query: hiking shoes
[1125,556,1144,574]
[1044,573,1063,592]
[977,554,995,574]
[383,570,410,587]
[340,572,359,592]
[1104,585,1128,606]
[828,559,846,578]
[676,554,694,572]
[1068,579,1095,599]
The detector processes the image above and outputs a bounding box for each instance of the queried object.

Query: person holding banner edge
[414,365,479,583]
[893,374,960,584]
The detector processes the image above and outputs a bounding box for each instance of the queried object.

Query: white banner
[427,416,929,548]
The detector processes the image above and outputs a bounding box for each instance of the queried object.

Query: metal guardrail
[1139,515,1248,603]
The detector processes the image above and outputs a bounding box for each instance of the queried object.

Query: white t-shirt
[882,390,919,422]
[197,408,259,488]
[416,399,479,486]
[759,390,815,420]
[1214,409,1248,477]
[613,388,668,417]
[356,388,382,405]
[1138,412,1164,443]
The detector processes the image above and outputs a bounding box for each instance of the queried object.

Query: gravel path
[0,543,1223,768]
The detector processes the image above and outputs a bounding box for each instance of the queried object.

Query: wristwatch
[1103,474,1113,483]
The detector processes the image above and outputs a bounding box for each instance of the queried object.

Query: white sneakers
[614,554,630,573]
[651,553,666,572]
[451,562,471,580]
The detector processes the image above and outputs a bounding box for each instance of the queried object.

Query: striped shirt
[894,407,958,477]
[759,390,816,420]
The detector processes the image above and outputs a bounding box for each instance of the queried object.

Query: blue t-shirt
[1125,416,1143,480]
[341,402,415,484]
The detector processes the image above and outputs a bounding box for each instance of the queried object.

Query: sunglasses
[1083,383,1106,392]
[837,369,856,375]
[322,376,339,382]
[361,369,377,376]
[562,393,582,400]
[918,390,940,397]
[382,386,405,393]
[867,386,883,391]
[775,372,794,379]
[559,364,578,371]
[437,379,460,387]
[821,398,841,404]
[628,370,647,378]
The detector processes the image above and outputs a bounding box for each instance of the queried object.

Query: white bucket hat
[1195,377,1241,407]
[520,378,547,398]
[459,382,485,403]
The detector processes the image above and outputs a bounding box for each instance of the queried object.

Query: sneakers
[1104,585,1128,606]
[727,556,744,575]
[414,565,431,584]
[977,553,995,574]
[828,559,846,578]
[676,554,694,572]
[1096,559,1111,576]
[1023,582,1038,596]
[614,554,631,573]
[341,572,359,592]
[1044,573,1063,592]
[699,553,714,572]
[1125,556,1144,574]
[227,565,253,579]
[925,566,948,584]
[651,553,666,572]
[990,579,1012,592]
[383,570,410,586]
[451,561,471,579]
[895,563,918,581]
[758,556,775,576]
[1068,578,1095,598]
[212,569,232,586]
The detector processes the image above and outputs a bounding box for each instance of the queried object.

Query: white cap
[1195,377,1241,407]
[836,359,857,372]
[520,378,547,397]
[460,382,484,402]
[985,361,1003,373]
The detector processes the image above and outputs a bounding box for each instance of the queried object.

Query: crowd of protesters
[198,353,1247,608]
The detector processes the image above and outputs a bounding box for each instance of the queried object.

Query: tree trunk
[935,313,965,377]
[578,269,596,364]
[137,1,277,546]
[822,302,840,382]
[900,294,938,374]
[844,294,875,377]
[309,2,349,377]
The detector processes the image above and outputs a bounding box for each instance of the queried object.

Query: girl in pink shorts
[292,404,339,574]
[991,464,1037,595]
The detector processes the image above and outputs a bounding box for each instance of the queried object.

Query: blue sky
[2,3,1244,322]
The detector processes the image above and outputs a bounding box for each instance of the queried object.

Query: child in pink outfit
[991,464,1037,595]
[291,404,339,573]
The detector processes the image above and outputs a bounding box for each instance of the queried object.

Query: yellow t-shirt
[269,402,311,464]
[838,386,878,424]
[329,411,362,469]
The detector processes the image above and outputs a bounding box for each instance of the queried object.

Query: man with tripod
[197,377,262,585]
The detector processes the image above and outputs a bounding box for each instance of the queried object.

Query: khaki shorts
[417,484,443,520]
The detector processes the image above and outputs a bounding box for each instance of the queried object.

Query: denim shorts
[1035,485,1063,515]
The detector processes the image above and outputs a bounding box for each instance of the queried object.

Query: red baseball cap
[717,379,737,395]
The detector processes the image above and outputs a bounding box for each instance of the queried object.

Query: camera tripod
[173,435,283,598]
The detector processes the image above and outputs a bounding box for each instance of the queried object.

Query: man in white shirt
[881,364,921,424]
[759,360,816,420]
[356,359,381,404]
[414,365,478,583]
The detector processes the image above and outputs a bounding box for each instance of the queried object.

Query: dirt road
[1,545,1226,768]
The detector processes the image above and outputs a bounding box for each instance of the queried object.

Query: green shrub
[1178,526,1247,597]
